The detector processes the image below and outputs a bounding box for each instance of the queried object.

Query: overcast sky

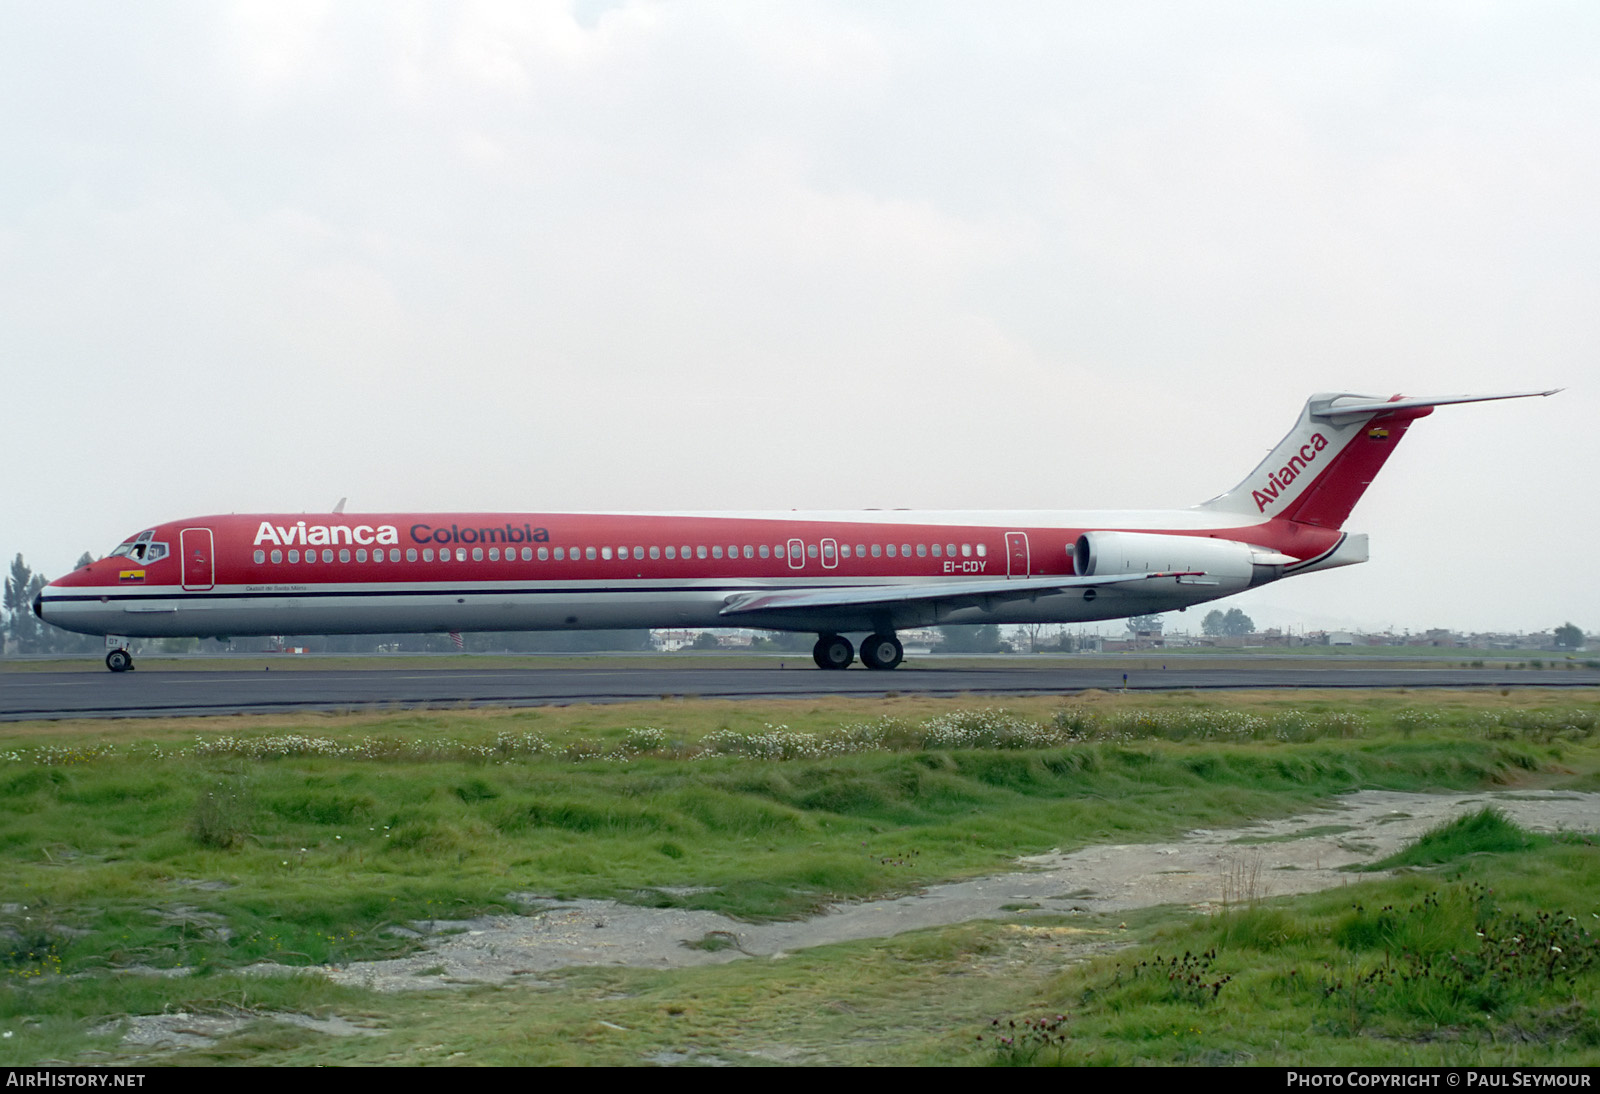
[3,1,1596,635]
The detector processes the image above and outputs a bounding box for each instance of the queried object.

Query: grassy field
[1,688,1596,1065]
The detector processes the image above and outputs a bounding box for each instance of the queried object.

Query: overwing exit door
[1005,531,1030,577]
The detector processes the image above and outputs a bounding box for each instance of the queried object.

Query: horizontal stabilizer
[1312,390,1559,423]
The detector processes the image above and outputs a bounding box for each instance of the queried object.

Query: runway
[4,661,1599,720]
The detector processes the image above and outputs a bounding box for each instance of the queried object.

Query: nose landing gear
[105,648,134,673]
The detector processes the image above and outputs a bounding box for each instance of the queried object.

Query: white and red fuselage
[35,391,1552,670]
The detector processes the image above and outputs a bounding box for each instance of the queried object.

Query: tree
[935,624,1006,653]
[752,630,811,652]
[1203,608,1255,637]
[1125,613,1164,636]
[4,554,41,652]
[1015,623,1048,653]
[1554,622,1585,650]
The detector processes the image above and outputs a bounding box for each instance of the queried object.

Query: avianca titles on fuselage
[36,390,1555,671]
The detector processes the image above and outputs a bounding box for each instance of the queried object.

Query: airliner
[35,390,1553,672]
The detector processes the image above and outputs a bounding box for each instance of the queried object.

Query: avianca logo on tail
[254,522,400,547]
[1252,433,1331,512]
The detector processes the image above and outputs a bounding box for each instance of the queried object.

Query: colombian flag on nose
[118,570,145,583]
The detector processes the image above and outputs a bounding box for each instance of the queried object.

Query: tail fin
[1198,390,1557,529]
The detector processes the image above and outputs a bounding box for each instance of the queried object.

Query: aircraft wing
[718,570,1204,620]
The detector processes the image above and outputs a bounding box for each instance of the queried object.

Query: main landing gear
[811,633,904,671]
[859,633,904,671]
[812,634,854,670]
[105,648,134,673]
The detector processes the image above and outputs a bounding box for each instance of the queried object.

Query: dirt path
[324,788,1600,992]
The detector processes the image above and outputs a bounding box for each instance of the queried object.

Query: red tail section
[1277,405,1429,528]
[1199,391,1556,530]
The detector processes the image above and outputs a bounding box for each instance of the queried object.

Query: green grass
[1366,807,1547,870]
[1,690,1597,1065]
[980,836,1600,1066]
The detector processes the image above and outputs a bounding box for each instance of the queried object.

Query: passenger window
[976,543,987,557]
[253,550,265,564]
[931,544,942,557]
[271,550,282,563]
[322,549,334,563]
[712,546,723,559]
[697,546,707,559]
[356,549,367,562]
[649,546,660,560]
[871,544,882,558]
[406,549,418,562]
[946,543,956,556]
[839,544,850,559]
[423,549,434,562]
[758,545,769,559]
[886,544,897,558]
[488,548,499,561]
[472,548,484,561]
[917,544,927,557]
[961,543,972,557]
[774,545,785,559]
[855,544,865,557]
[901,544,911,557]
[666,546,676,559]
[743,545,754,559]
[339,549,351,563]
[602,547,613,560]
[807,543,818,559]
[586,547,597,560]
[537,547,548,561]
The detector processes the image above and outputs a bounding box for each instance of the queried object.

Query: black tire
[812,635,854,670]
[860,633,903,671]
[106,649,133,673]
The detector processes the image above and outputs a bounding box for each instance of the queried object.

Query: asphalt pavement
[5,661,1599,720]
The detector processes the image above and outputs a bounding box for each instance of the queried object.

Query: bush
[191,777,254,849]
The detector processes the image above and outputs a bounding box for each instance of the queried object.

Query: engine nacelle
[1074,531,1279,589]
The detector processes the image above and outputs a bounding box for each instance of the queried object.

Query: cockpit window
[110,532,168,563]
